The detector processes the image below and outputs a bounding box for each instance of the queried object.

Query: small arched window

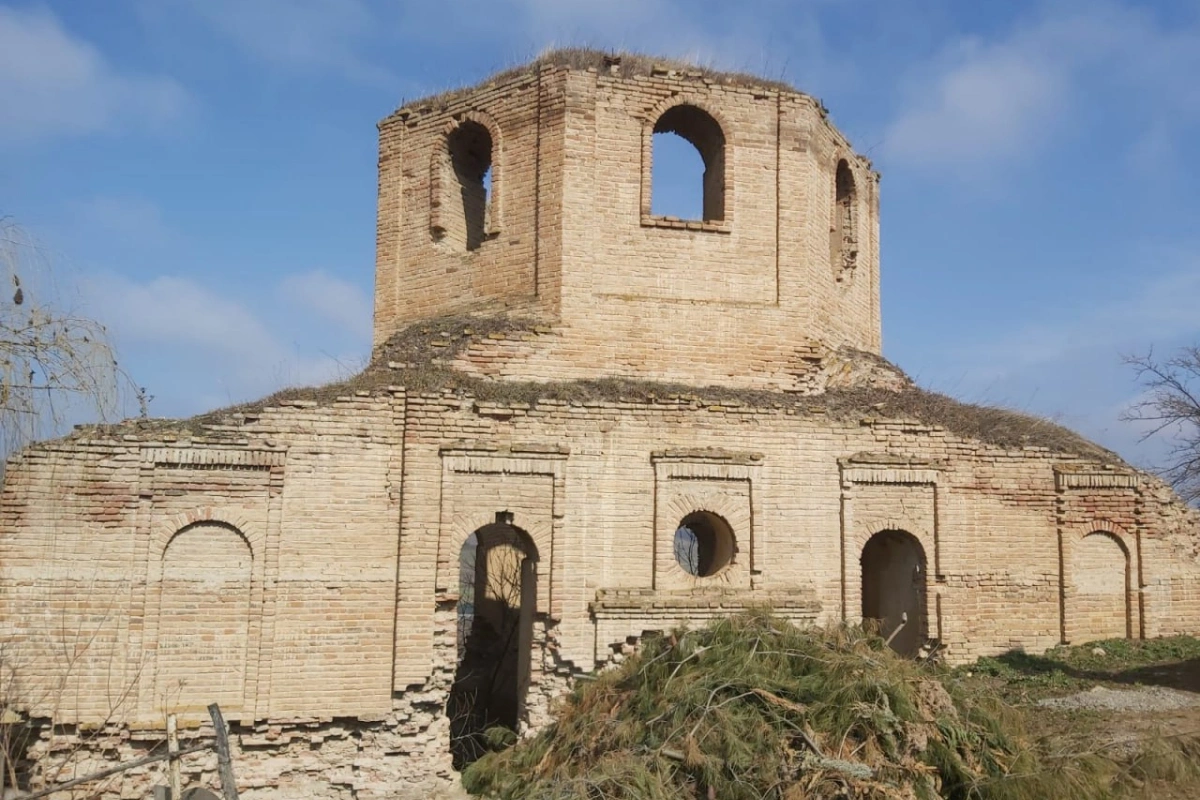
[651,105,726,222]
[444,120,493,251]
[832,159,858,278]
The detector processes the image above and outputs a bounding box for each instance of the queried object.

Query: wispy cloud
[168,0,391,84]
[71,196,179,251]
[280,270,373,341]
[85,272,366,413]
[0,6,189,145]
[966,260,1200,382]
[918,244,1200,468]
[883,2,1200,171]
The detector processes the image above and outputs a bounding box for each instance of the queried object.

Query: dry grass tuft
[393,47,803,114]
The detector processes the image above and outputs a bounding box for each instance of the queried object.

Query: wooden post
[207,704,239,800]
[167,713,182,800]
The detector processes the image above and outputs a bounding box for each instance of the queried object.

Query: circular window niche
[673,511,736,577]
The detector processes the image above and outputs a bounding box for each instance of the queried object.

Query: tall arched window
[833,159,858,278]
[444,120,493,251]
[651,104,726,222]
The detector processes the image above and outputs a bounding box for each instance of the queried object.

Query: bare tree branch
[1121,347,1200,503]
[0,217,145,458]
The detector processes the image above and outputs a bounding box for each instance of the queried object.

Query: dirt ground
[953,642,1200,799]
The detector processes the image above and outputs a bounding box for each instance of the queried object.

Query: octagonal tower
[374,51,881,391]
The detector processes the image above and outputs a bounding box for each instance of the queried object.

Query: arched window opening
[673,511,736,577]
[446,120,493,251]
[448,521,537,769]
[651,105,726,222]
[833,159,858,278]
[156,522,252,717]
[861,529,926,657]
[1071,531,1130,641]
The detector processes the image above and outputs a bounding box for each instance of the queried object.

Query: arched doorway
[861,530,926,657]
[447,519,537,768]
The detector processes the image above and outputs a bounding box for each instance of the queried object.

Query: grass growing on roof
[68,312,1122,464]
[460,612,1142,799]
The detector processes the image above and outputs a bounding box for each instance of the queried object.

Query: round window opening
[673,511,736,577]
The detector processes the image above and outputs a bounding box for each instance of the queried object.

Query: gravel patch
[1038,685,1200,713]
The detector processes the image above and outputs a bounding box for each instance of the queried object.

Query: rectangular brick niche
[651,449,763,591]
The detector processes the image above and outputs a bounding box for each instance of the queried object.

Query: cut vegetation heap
[463,613,1194,800]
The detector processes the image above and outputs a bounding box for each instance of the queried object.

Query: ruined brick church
[3,51,1199,799]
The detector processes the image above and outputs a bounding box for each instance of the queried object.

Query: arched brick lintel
[151,508,265,561]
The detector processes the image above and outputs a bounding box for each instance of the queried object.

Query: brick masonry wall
[374,68,566,342]
[0,396,402,729]
[5,388,1198,799]
[3,57,1199,800]
[372,64,882,391]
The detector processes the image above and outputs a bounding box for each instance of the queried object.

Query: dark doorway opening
[861,529,926,657]
[447,518,537,768]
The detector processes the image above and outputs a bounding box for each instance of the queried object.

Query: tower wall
[374,67,567,346]
[555,69,880,386]
[373,61,881,386]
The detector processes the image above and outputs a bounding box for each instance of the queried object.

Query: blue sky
[2,0,1198,473]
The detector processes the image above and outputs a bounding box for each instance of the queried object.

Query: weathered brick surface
[374,62,880,391]
[2,55,1198,799]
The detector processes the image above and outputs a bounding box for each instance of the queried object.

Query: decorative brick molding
[1054,466,1140,491]
[652,450,763,590]
[431,110,504,242]
[591,587,819,618]
[592,588,821,662]
[437,446,568,618]
[639,94,735,229]
[1054,465,1144,643]
[838,457,941,640]
[132,446,285,725]
[143,446,285,469]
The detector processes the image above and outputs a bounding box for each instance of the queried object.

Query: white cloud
[72,196,178,251]
[968,262,1200,380]
[883,3,1200,169]
[85,273,363,412]
[97,275,280,362]
[0,6,188,144]
[280,270,373,341]
[916,245,1200,468]
[170,0,391,83]
[885,39,1064,166]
